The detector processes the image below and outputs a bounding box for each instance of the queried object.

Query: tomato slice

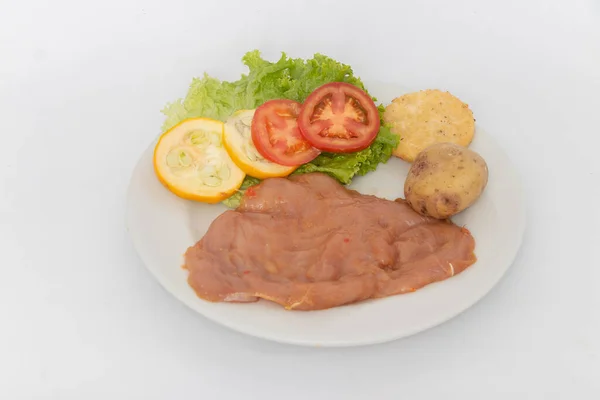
[251,99,321,166]
[297,82,380,153]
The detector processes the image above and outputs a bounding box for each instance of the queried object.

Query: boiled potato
[404,142,488,219]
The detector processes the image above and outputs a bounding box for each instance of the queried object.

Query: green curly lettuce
[292,125,398,184]
[160,50,399,208]
[221,176,261,209]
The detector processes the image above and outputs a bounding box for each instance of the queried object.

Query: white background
[1,0,599,398]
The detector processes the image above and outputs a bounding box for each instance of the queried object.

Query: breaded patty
[383,89,475,162]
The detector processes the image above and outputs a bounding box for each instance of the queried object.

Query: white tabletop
[2,0,599,398]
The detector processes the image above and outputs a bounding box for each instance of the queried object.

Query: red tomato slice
[251,99,321,166]
[297,82,380,153]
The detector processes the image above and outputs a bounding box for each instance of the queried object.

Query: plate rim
[125,87,527,348]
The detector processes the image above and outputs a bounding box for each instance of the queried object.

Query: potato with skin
[404,143,488,219]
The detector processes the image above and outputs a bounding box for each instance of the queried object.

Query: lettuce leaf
[161,50,369,130]
[221,176,261,209]
[161,50,400,208]
[292,125,397,184]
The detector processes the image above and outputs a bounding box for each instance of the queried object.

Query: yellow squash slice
[223,109,296,179]
[153,118,246,203]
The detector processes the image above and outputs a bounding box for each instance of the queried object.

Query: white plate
[126,81,526,347]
